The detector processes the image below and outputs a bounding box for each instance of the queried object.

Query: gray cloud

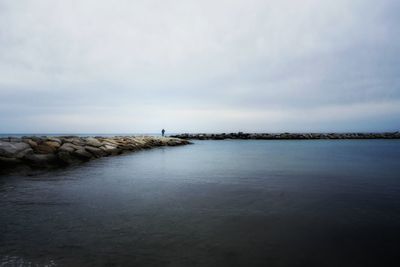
[0,0,399,133]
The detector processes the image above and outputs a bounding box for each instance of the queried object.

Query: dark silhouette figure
[161,129,165,137]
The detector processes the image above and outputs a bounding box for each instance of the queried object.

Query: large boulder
[59,143,80,153]
[57,151,76,164]
[0,141,32,158]
[22,139,38,148]
[85,146,106,157]
[100,144,121,155]
[45,141,61,149]
[46,137,62,144]
[85,137,103,147]
[34,143,57,154]
[73,149,94,160]
[67,138,85,146]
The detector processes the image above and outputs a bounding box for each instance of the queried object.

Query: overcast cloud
[0,0,399,133]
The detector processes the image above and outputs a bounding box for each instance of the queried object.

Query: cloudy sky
[0,0,399,133]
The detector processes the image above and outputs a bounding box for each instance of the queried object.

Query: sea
[1,139,400,266]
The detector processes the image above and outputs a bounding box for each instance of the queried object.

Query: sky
[0,0,399,134]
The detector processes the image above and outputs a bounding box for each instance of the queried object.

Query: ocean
[1,140,400,266]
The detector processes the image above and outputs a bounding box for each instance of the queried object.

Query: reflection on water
[1,140,400,267]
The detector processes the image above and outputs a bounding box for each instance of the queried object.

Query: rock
[171,132,400,140]
[100,144,121,155]
[45,141,61,149]
[0,141,32,158]
[57,151,76,164]
[34,144,57,154]
[85,146,106,157]
[27,139,38,148]
[130,139,147,146]
[73,149,94,160]
[59,143,80,153]
[102,139,120,146]
[7,138,21,142]
[85,137,103,147]
[46,137,62,144]
[64,138,85,146]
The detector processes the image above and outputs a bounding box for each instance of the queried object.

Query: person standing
[161,129,165,137]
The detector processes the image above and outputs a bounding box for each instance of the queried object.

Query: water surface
[1,140,400,266]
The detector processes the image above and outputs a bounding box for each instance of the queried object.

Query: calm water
[1,140,400,267]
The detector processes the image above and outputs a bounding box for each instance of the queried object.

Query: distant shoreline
[171,132,400,140]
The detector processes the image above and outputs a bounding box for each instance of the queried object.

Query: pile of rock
[0,136,191,169]
[171,132,400,140]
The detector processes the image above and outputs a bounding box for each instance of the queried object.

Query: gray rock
[100,144,121,155]
[85,146,106,157]
[59,143,81,153]
[0,141,32,158]
[46,137,62,144]
[69,138,85,146]
[24,139,38,148]
[33,143,57,154]
[85,137,103,147]
[73,149,94,160]
[57,151,76,164]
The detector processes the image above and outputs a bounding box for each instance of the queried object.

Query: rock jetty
[0,136,191,170]
[171,132,400,140]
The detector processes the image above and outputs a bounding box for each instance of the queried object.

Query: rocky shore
[171,132,400,140]
[0,136,191,170]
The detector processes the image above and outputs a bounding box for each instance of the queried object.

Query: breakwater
[0,136,191,169]
[171,132,400,140]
